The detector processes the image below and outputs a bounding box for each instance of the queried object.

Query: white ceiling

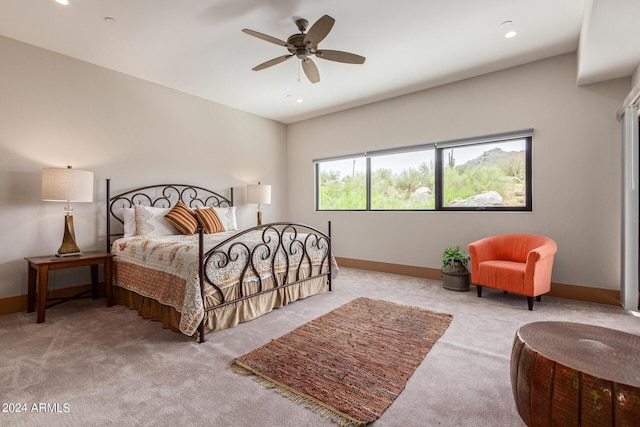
[1,0,638,124]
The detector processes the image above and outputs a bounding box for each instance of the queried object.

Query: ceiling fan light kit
[243,15,365,84]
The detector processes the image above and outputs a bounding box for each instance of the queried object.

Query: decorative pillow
[121,207,136,237]
[194,206,224,234]
[211,206,238,231]
[134,205,180,236]
[164,201,198,235]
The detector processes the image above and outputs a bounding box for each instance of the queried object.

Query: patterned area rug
[229,297,453,426]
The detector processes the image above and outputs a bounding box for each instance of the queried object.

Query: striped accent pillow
[164,201,198,235]
[194,207,224,234]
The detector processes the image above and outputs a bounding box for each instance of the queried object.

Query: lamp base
[256,211,262,227]
[57,214,82,257]
[56,251,83,258]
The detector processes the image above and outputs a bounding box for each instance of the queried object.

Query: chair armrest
[468,237,501,283]
[524,240,558,285]
[468,237,500,264]
[525,240,558,265]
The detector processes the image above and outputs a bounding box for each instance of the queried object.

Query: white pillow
[197,206,238,231]
[213,206,238,231]
[134,205,180,236]
[121,208,136,237]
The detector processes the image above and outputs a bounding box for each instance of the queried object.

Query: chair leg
[476,285,483,298]
[536,295,542,302]
[527,296,534,311]
[503,291,508,294]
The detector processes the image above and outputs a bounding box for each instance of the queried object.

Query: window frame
[314,129,533,212]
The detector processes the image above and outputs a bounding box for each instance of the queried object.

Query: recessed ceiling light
[502,20,517,39]
[286,94,304,103]
[55,0,69,5]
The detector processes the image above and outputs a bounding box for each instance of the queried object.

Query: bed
[106,180,334,343]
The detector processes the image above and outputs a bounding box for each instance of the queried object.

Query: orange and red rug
[230,297,453,426]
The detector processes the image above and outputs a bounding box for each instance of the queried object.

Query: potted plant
[441,245,470,291]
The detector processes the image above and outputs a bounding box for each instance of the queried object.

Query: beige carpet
[1,267,638,427]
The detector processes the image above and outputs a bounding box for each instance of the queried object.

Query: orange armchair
[467,234,557,310]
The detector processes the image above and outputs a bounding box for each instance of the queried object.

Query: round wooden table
[511,321,640,427]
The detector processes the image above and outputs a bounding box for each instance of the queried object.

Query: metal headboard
[106,179,234,251]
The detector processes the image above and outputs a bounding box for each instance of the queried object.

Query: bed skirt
[113,275,328,338]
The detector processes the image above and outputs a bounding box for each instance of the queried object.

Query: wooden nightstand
[25,251,115,323]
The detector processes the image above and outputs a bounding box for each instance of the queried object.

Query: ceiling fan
[242,15,365,84]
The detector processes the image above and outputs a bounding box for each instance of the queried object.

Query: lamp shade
[42,166,94,202]
[247,183,271,205]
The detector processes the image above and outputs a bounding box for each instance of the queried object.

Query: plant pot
[442,260,470,292]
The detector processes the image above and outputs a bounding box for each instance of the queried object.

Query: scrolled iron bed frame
[106,179,332,343]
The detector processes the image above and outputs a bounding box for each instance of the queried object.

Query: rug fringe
[228,362,368,427]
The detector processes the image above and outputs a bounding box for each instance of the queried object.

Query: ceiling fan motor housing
[287,34,311,59]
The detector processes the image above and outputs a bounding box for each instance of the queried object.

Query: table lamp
[42,166,94,257]
[246,182,271,226]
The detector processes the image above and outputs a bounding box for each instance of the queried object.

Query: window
[315,130,532,211]
[439,138,530,210]
[316,157,367,210]
[370,149,435,210]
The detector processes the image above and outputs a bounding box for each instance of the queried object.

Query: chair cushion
[477,260,526,294]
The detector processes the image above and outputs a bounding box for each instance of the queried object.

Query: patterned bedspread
[112,229,335,336]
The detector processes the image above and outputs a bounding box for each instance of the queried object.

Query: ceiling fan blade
[302,58,320,83]
[304,15,335,47]
[242,29,291,48]
[316,50,366,64]
[252,55,293,71]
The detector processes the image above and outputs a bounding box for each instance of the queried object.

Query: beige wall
[287,53,630,290]
[0,36,287,298]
